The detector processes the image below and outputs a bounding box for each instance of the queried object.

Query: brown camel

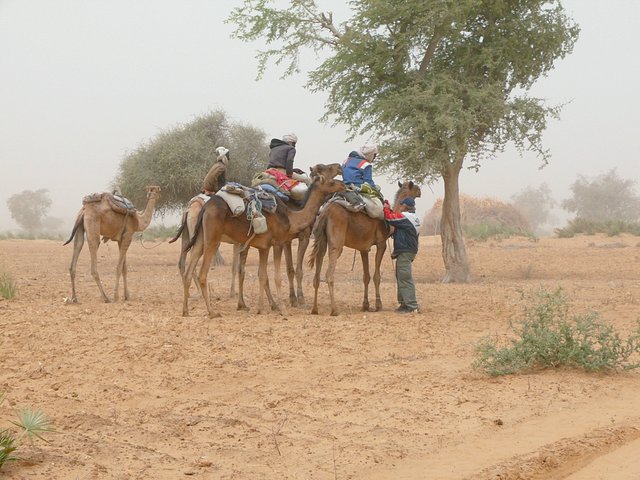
[182,175,346,318]
[309,181,421,316]
[261,162,343,307]
[170,147,239,296]
[173,162,342,303]
[63,185,161,303]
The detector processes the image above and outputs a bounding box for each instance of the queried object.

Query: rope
[138,234,164,250]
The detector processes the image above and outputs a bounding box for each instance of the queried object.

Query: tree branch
[417,28,443,80]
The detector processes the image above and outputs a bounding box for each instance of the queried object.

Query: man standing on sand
[383,197,421,313]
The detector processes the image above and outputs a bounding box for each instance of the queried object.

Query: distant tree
[511,183,555,232]
[6,189,51,234]
[562,169,640,222]
[228,0,579,282]
[113,110,268,212]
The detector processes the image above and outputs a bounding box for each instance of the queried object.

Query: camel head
[397,180,421,200]
[310,163,342,180]
[312,174,346,195]
[145,185,162,199]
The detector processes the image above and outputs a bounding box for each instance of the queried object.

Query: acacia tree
[114,110,267,212]
[511,183,555,233]
[6,189,51,235]
[562,169,640,222]
[228,0,579,282]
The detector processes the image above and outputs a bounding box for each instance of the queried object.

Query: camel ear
[398,181,403,188]
[319,175,326,184]
[409,181,414,189]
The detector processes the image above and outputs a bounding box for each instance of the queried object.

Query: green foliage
[113,110,268,213]
[474,288,640,376]
[0,270,17,300]
[134,224,180,241]
[463,223,533,242]
[229,1,579,182]
[562,169,640,223]
[6,189,52,235]
[0,393,54,470]
[555,218,640,238]
[511,183,555,232]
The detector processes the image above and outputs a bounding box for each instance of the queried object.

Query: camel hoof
[237,303,249,311]
[330,310,339,317]
[361,304,370,312]
[289,297,298,307]
[270,303,278,311]
[375,303,383,312]
[311,308,318,315]
[103,298,111,304]
[208,312,222,319]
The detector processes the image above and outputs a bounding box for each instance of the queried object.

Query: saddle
[216,182,278,218]
[82,192,136,216]
[328,185,384,220]
[251,169,309,201]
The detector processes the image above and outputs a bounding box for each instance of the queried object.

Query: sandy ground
[1,234,640,479]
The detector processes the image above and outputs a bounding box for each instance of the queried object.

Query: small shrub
[0,392,54,470]
[463,223,534,242]
[136,224,180,241]
[0,271,17,300]
[555,218,640,237]
[474,287,640,376]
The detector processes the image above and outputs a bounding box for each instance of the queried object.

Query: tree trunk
[440,160,470,283]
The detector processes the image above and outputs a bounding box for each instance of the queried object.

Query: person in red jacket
[384,197,421,313]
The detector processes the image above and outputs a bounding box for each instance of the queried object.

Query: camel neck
[287,183,326,234]
[136,194,158,231]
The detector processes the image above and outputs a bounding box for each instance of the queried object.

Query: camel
[63,185,161,303]
[263,162,343,307]
[170,147,238,296]
[309,181,421,316]
[182,174,346,318]
[172,162,342,303]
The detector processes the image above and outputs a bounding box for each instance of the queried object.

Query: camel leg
[295,230,311,307]
[283,243,297,307]
[199,238,221,319]
[114,237,131,302]
[310,240,326,315]
[68,224,85,303]
[230,243,241,298]
[373,242,386,311]
[361,250,371,312]
[177,219,188,276]
[86,227,110,303]
[122,255,130,301]
[182,236,203,316]
[326,243,344,317]
[256,248,274,314]
[272,244,288,315]
[237,247,249,311]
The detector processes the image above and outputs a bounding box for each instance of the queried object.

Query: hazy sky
[1,0,639,231]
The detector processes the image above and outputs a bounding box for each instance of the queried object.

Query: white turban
[282,133,298,144]
[215,146,229,165]
[360,144,378,159]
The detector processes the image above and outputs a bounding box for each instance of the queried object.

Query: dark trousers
[395,252,418,310]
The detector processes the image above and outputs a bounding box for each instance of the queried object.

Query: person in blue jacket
[383,197,421,313]
[342,144,379,189]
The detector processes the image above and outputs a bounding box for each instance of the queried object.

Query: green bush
[463,223,534,242]
[0,392,54,470]
[136,224,180,241]
[474,287,640,376]
[0,271,17,300]
[555,218,640,238]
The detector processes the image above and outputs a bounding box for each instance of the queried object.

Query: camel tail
[168,211,187,244]
[63,212,84,246]
[184,206,204,252]
[308,211,329,269]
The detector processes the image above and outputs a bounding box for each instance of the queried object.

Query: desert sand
[1,234,640,479]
